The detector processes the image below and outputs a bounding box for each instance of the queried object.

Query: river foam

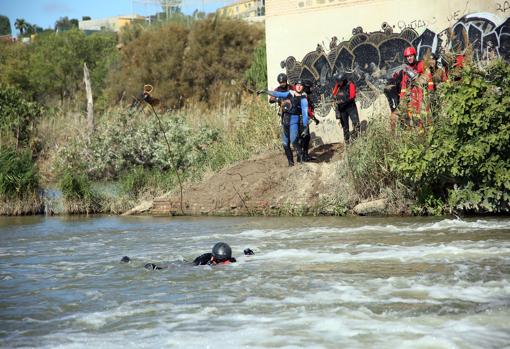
[1,216,509,348]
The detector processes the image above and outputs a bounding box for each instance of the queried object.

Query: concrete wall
[265,0,504,143]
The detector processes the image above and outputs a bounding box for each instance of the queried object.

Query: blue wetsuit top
[267,90,309,127]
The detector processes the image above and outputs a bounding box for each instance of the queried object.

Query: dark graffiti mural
[280,13,510,115]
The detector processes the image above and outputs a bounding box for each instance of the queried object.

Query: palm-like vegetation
[14,18,26,35]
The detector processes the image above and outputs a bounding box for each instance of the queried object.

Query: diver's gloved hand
[144,263,164,270]
[256,89,268,95]
[300,127,309,137]
[244,248,255,255]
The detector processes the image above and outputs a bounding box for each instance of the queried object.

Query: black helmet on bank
[212,242,232,261]
[277,73,288,83]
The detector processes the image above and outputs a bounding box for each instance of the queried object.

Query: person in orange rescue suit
[332,73,360,144]
[396,46,426,127]
[420,53,449,122]
[422,53,448,92]
[450,53,466,81]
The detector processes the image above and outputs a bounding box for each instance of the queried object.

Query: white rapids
[0,216,509,348]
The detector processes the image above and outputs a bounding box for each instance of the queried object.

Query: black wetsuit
[192,253,237,266]
[121,249,252,270]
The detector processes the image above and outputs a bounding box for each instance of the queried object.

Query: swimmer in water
[120,242,254,270]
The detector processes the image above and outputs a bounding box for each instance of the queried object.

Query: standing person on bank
[260,78,309,166]
[300,80,320,162]
[332,73,360,144]
[397,46,425,127]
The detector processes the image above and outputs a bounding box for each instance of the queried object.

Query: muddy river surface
[1,215,509,348]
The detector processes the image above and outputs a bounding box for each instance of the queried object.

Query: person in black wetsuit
[332,73,360,144]
[193,242,237,266]
[121,242,253,270]
[301,80,320,162]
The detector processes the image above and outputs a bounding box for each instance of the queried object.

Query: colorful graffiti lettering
[280,13,510,113]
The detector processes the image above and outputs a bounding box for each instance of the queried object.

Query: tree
[244,40,267,91]
[82,16,91,21]
[181,16,263,106]
[0,15,11,36]
[15,18,27,35]
[107,22,189,109]
[0,84,43,149]
[0,39,31,93]
[25,24,43,36]
[55,16,79,32]
[20,29,117,104]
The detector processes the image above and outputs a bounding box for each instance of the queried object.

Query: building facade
[264,0,505,143]
[79,15,145,33]
[217,0,265,20]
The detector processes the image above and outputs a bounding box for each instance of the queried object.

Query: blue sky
[0,0,235,34]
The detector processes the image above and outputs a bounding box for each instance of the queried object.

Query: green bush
[55,110,219,181]
[181,16,262,106]
[59,170,99,213]
[120,166,176,198]
[344,116,410,200]
[204,98,280,171]
[59,170,93,200]
[244,39,267,91]
[107,22,190,109]
[393,59,510,214]
[0,15,11,36]
[0,148,40,198]
[107,16,263,108]
[0,30,117,105]
[0,84,43,149]
[120,166,148,197]
[29,30,117,103]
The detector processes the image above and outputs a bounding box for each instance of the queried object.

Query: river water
[0,215,509,349]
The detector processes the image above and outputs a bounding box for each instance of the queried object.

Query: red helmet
[404,47,417,57]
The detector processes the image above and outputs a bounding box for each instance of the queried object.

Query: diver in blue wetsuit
[259,79,309,166]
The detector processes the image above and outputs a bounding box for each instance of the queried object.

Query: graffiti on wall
[280,13,510,114]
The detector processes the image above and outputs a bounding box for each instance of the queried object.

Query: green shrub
[393,59,510,214]
[0,148,40,198]
[55,110,219,181]
[0,42,31,92]
[205,98,280,171]
[107,22,190,109]
[0,84,43,149]
[344,116,410,200]
[59,170,99,213]
[181,16,262,107]
[244,39,267,91]
[120,166,176,198]
[60,170,92,200]
[107,16,263,109]
[120,166,147,197]
[0,15,11,36]
[0,30,117,105]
